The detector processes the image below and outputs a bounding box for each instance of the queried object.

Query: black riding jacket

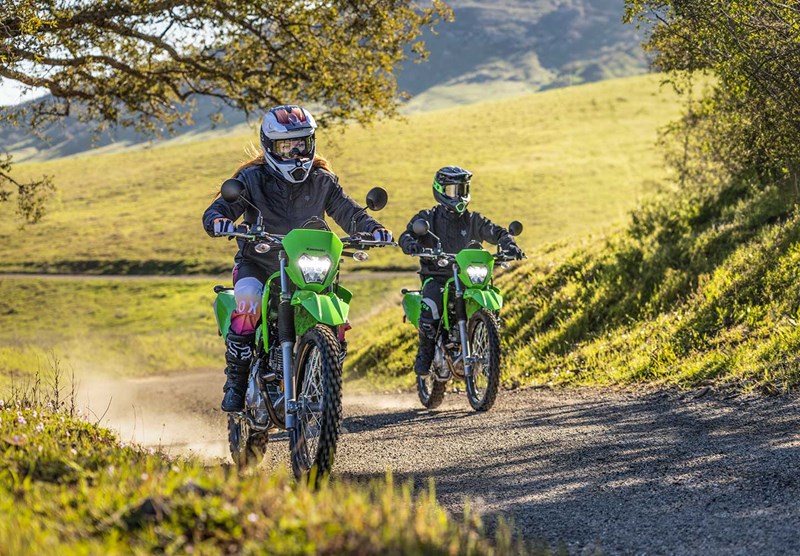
[203,164,383,271]
[398,205,517,277]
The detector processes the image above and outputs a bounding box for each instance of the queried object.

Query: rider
[398,166,524,376]
[203,105,392,412]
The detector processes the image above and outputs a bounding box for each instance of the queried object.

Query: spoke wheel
[290,325,342,482]
[227,413,268,470]
[416,359,447,409]
[465,310,501,412]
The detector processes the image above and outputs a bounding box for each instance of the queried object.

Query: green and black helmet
[433,166,472,214]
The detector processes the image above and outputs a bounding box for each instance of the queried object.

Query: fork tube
[453,265,472,376]
[278,253,296,430]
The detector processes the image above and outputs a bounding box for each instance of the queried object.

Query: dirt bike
[401,219,524,412]
[212,179,394,479]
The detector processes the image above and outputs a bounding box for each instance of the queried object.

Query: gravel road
[82,370,800,555]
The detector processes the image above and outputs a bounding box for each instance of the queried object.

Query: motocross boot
[221,332,255,412]
[414,322,437,376]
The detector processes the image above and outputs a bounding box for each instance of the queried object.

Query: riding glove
[213,218,235,236]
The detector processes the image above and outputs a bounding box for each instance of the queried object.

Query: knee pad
[231,277,264,335]
[419,320,438,340]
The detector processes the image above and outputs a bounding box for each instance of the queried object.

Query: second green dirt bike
[212,179,394,479]
[401,219,524,412]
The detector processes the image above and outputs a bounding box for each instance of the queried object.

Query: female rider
[203,105,392,412]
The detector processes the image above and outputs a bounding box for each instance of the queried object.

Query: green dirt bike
[401,219,524,412]
[212,179,394,479]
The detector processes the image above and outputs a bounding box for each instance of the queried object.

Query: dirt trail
[78,369,800,555]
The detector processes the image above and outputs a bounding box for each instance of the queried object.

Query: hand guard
[372,228,393,242]
[212,218,235,236]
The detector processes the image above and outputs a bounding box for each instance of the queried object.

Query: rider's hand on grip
[505,244,525,260]
[406,241,423,255]
[372,227,393,242]
[212,218,235,236]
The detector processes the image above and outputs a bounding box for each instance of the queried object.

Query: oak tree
[0,0,451,222]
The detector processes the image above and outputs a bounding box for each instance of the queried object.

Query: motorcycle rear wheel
[465,309,501,412]
[416,359,447,409]
[290,325,342,482]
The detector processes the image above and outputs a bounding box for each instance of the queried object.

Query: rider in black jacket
[203,105,392,412]
[399,166,524,376]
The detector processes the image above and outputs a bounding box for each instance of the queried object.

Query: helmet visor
[272,137,313,160]
[441,180,469,199]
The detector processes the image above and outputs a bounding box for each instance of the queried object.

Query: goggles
[439,179,470,199]
[272,137,313,160]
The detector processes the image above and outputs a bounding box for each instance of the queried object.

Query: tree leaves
[0,0,453,222]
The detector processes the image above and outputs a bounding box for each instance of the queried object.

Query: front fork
[278,252,297,430]
[453,266,473,377]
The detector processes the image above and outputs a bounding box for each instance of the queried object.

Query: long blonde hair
[232,143,332,177]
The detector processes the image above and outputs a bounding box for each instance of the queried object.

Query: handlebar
[219,230,396,249]
[412,249,524,262]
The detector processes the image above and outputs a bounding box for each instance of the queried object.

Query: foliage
[0,380,526,554]
[0,74,682,274]
[624,0,800,185]
[0,0,452,221]
[0,151,54,224]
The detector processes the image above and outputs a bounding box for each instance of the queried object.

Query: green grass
[349,173,800,393]
[0,383,526,554]
[0,274,412,384]
[1,74,681,274]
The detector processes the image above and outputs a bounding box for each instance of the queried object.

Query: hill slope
[0,74,680,275]
[347,171,800,393]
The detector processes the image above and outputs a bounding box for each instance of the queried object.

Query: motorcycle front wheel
[290,325,342,481]
[465,309,501,411]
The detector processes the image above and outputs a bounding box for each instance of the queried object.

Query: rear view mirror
[220,179,245,203]
[508,221,523,236]
[366,187,388,211]
[412,219,430,236]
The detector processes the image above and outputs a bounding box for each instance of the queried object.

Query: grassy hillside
[0,388,524,554]
[347,173,800,393]
[1,74,680,275]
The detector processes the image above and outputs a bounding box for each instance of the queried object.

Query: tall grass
[0,374,529,554]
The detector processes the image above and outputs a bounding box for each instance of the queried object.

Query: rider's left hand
[505,244,525,260]
[372,228,393,242]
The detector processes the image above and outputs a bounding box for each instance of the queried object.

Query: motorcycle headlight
[297,254,332,284]
[466,264,489,284]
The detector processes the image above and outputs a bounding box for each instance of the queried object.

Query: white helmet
[260,105,317,184]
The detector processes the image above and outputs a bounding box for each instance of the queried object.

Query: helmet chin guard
[260,105,318,184]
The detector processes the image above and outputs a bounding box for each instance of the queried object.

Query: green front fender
[291,289,350,335]
[464,286,503,317]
